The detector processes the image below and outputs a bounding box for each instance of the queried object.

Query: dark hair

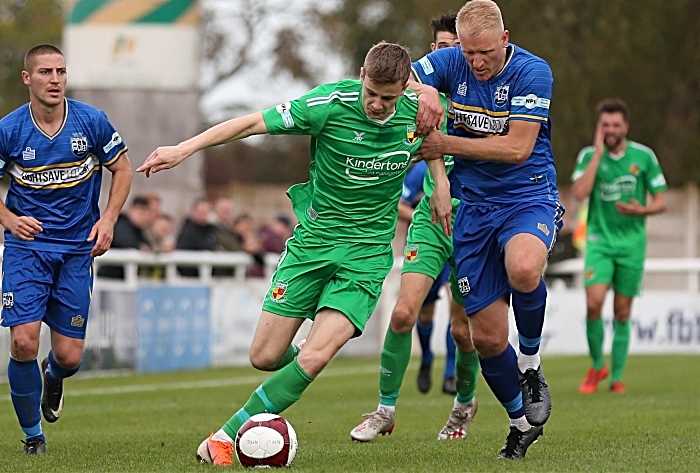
[131,196,150,208]
[24,44,64,72]
[597,98,630,123]
[363,42,411,85]
[430,12,458,41]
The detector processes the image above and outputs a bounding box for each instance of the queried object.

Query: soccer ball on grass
[235,413,298,467]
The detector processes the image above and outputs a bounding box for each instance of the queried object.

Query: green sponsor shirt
[572,140,667,248]
[262,79,423,244]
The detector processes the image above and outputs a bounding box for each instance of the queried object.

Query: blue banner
[137,285,210,372]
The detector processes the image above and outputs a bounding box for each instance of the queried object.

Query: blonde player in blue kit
[410,0,564,459]
[0,44,132,455]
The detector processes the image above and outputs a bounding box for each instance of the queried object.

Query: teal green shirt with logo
[572,141,667,248]
[262,79,423,244]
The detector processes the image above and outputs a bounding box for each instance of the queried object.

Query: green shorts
[583,241,645,296]
[262,226,393,334]
[402,196,463,304]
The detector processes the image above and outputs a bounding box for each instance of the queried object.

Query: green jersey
[572,140,667,247]
[262,79,423,244]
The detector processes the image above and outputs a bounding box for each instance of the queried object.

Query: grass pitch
[0,354,698,472]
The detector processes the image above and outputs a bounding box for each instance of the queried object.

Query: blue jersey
[401,161,427,207]
[412,44,558,205]
[0,98,127,253]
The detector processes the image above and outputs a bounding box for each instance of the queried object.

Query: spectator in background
[176,198,218,277]
[572,98,667,395]
[213,196,244,252]
[258,215,294,254]
[151,214,176,254]
[97,196,153,279]
[234,213,266,277]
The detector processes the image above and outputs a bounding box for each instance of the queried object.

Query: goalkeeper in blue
[0,44,132,455]
[409,0,564,459]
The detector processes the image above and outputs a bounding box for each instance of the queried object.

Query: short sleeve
[262,85,334,137]
[509,59,553,124]
[95,111,127,167]
[411,48,457,95]
[644,148,668,194]
[572,146,594,182]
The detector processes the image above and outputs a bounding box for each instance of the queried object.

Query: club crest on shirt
[22,147,36,160]
[270,281,288,303]
[404,244,419,263]
[2,292,14,308]
[405,124,418,145]
[629,164,640,175]
[71,133,89,157]
[494,84,510,107]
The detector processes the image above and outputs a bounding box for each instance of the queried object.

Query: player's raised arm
[137,112,269,177]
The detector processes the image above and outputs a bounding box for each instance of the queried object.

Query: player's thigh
[612,249,644,297]
[584,243,615,288]
[297,308,357,376]
[320,243,394,335]
[1,247,53,329]
[48,253,94,339]
[391,272,435,331]
[261,232,341,319]
[467,296,510,356]
[50,331,86,368]
[499,201,564,280]
[452,203,510,315]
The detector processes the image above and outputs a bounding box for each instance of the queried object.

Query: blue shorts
[1,247,94,339]
[423,263,450,306]
[453,200,564,315]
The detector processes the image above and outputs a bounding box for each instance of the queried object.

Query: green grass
[0,355,699,472]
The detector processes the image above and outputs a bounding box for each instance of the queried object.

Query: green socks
[586,318,605,370]
[271,343,301,371]
[379,328,412,406]
[222,358,314,439]
[455,349,479,405]
[611,320,630,382]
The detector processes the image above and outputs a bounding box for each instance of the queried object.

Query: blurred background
[0,0,698,373]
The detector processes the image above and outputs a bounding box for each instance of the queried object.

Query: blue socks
[480,345,525,419]
[8,358,44,440]
[415,320,434,367]
[45,350,81,385]
[512,278,547,356]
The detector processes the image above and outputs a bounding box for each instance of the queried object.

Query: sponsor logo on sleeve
[650,175,667,187]
[275,102,295,128]
[22,147,36,161]
[418,56,434,75]
[103,132,123,153]
[511,94,550,110]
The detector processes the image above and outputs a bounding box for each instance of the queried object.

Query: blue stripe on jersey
[412,44,558,205]
[0,98,127,253]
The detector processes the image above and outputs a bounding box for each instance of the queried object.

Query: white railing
[546,257,700,293]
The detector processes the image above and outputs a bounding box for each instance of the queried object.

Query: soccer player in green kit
[351,12,480,443]
[572,98,667,394]
[137,42,452,466]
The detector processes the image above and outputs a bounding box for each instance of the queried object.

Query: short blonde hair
[457,0,504,38]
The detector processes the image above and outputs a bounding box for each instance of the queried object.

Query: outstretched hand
[136,145,189,178]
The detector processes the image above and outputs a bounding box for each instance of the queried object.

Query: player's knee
[450,322,474,351]
[52,350,83,370]
[507,262,543,292]
[10,336,39,361]
[389,303,417,333]
[470,332,505,358]
[296,349,330,378]
[249,349,279,371]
